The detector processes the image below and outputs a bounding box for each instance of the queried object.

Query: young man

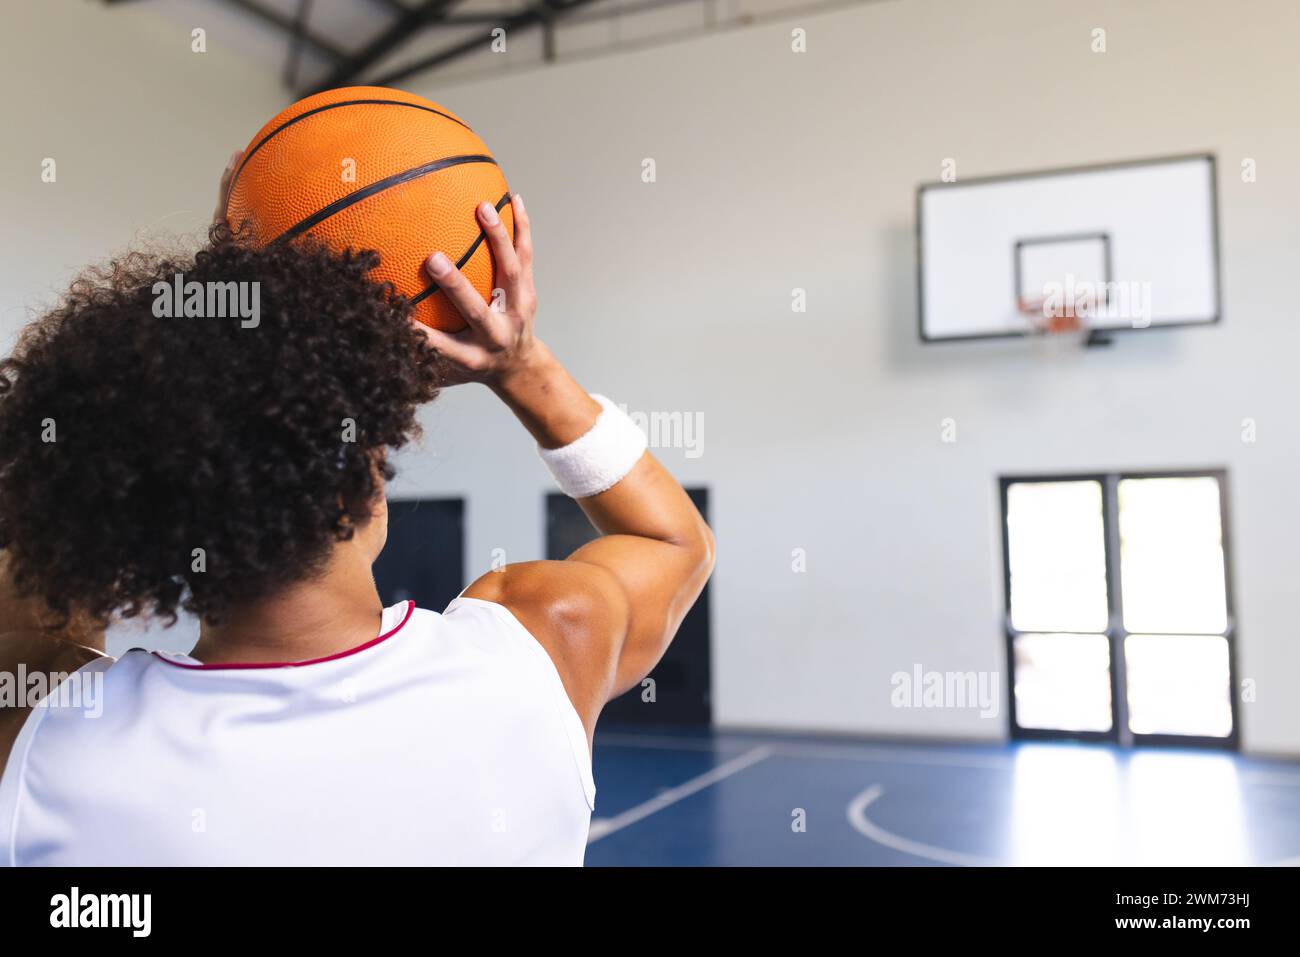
[0,185,713,865]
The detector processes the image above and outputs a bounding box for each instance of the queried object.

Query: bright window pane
[1118,477,1227,634]
[1125,634,1233,738]
[1007,481,1109,632]
[1013,633,1112,732]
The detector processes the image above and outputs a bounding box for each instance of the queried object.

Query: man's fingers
[510,194,532,270]
[215,150,243,225]
[477,200,521,286]
[415,323,484,372]
[425,251,497,331]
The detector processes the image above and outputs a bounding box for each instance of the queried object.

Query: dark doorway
[546,488,712,727]
[373,498,465,613]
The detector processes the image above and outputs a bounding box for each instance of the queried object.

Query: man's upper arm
[460,561,629,739]
[0,636,108,771]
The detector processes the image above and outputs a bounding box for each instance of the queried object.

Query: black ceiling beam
[213,0,347,62]
[309,0,467,93]
[367,0,603,87]
[436,13,539,26]
[431,0,712,30]
[536,0,561,62]
[283,0,314,87]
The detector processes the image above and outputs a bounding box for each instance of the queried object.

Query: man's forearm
[489,341,602,449]
[489,343,708,553]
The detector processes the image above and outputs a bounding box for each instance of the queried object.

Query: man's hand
[417,194,541,388]
[214,150,243,227]
[423,197,714,741]
[417,195,602,449]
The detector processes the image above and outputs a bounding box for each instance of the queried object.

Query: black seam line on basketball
[271,156,498,245]
[408,192,512,307]
[223,99,474,222]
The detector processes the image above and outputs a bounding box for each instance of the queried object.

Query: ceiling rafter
[367,0,603,88]
[105,0,678,90]
[309,0,470,92]
[213,0,348,62]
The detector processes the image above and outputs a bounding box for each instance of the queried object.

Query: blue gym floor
[585,727,1300,866]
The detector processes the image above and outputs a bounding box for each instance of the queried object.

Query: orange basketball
[225,86,512,331]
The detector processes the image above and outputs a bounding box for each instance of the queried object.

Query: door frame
[999,469,1239,749]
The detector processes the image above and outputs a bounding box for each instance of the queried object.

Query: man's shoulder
[461,561,627,646]
[459,561,628,735]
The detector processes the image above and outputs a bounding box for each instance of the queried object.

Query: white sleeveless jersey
[0,598,595,866]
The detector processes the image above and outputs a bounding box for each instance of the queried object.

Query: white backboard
[917,154,1220,341]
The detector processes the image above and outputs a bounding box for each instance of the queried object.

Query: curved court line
[587,746,773,844]
[846,784,1001,867]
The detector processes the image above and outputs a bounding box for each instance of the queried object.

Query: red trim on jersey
[151,600,416,670]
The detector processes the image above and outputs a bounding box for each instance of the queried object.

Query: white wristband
[538,394,648,498]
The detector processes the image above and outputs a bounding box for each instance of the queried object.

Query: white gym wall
[405,0,1299,754]
[0,1,285,320]
[0,0,286,654]
[2,0,1296,754]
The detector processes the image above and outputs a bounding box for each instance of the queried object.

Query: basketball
[224,86,513,331]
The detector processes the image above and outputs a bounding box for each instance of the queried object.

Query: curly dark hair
[0,227,442,624]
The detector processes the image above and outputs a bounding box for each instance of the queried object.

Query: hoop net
[1017,296,1092,355]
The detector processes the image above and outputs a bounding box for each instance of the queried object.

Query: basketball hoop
[1016,296,1108,348]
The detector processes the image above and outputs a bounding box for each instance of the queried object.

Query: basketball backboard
[917,154,1220,343]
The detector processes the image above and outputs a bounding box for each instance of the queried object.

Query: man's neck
[191,552,383,665]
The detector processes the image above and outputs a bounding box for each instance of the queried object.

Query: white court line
[596,732,1012,770]
[594,735,1300,864]
[587,746,773,844]
[846,784,1001,867]
[596,733,1300,864]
